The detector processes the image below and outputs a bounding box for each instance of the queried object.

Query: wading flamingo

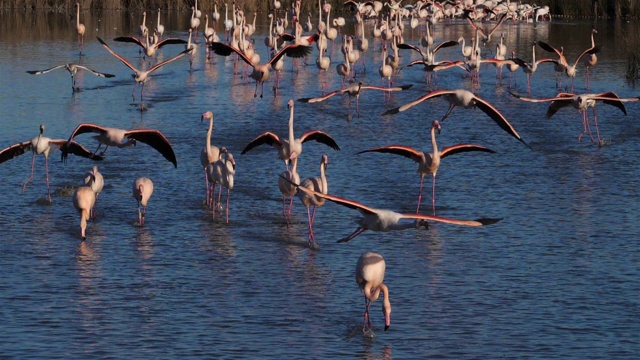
[298,154,329,248]
[73,185,96,240]
[207,152,236,223]
[200,111,225,205]
[75,3,85,54]
[133,177,153,226]
[356,252,391,333]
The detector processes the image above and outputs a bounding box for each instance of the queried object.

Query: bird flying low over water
[26,63,115,92]
[279,175,501,243]
[61,123,177,168]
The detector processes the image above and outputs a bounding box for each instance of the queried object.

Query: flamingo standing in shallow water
[26,63,115,93]
[62,123,177,167]
[73,185,96,240]
[207,152,236,223]
[200,111,225,205]
[0,124,102,202]
[356,252,391,333]
[133,177,154,226]
[298,154,329,248]
[75,3,85,54]
[358,120,495,214]
[277,179,499,243]
[383,89,528,146]
[241,100,340,170]
[97,37,188,103]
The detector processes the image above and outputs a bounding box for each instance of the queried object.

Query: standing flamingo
[190,6,201,39]
[241,100,340,170]
[139,11,149,38]
[207,152,236,223]
[97,37,188,103]
[383,89,528,145]
[26,63,115,93]
[156,9,165,38]
[277,178,499,243]
[75,3,85,55]
[73,185,96,240]
[133,177,153,226]
[298,154,329,248]
[358,120,495,214]
[583,29,598,87]
[200,111,225,205]
[0,124,102,202]
[356,252,391,333]
[379,45,393,88]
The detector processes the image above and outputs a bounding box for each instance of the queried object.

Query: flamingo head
[432,120,441,134]
[201,111,213,122]
[39,124,45,134]
[287,99,294,108]
[321,154,329,169]
[227,153,236,170]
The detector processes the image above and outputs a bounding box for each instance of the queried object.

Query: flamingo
[358,120,495,214]
[356,252,391,333]
[139,11,149,38]
[194,0,202,18]
[73,185,96,240]
[336,39,352,87]
[200,111,226,205]
[112,34,187,58]
[298,82,413,117]
[26,63,114,92]
[84,165,104,218]
[278,157,300,225]
[190,6,201,39]
[512,42,556,93]
[213,2,221,22]
[186,29,198,70]
[62,123,177,167]
[133,177,154,226]
[379,45,393,88]
[383,89,528,145]
[241,100,340,170]
[156,9,164,38]
[510,91,639,146]
[315,41,331,90]
[278,177,499,243]
[97,37,188,103]
[224,3,234,40]
[209,41,313,98]
[466,13,508,45]
[537,39,600,91]
[75,3,86,54]
[0,124,102,202]
[298,154,329,248]
[207,152,236,223]
[583,29,598,87]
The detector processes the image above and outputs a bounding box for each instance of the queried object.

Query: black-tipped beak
[384,324,390,331]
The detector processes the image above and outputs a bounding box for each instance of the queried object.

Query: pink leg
[225,189,230,223]
[45,156,51,202]
[416,176,425,214]
[22,153,36,193]
[431,174,437,216]
[306,206,315,247]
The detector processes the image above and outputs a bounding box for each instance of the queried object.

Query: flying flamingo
[75,3,85,54]
[97,37,188,103]
[62,123,177,167]
[0,124,102,202]
[509,91,639,146]
[512,42,555,93]
[133,177,154,226]
[209,41,313,98]
[278,178,499,243]
[241,99,340,170]
[113,34,187,58]
[84,165,104,218]
[358,120,495,214]
[298,154,329,248]
[278,157,300,225]
[298,82,413,118]
[356,252,391,333]
[73,185,96,240]
[382,89,528,146]
[466,13,508,45]
[207,152,236,223]
[537,38,600,91]
[200,111,225,205]
[26,63,115,93]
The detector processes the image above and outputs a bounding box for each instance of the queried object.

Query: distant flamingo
[278,178,499,243]
[356,252,391,333]
[133,177,154,226]
[241,99,340,170]
[583,29,598,87]
[156,9,165,38]
[73,186,96,240]
[190,6,201,39]
[358,120,495,214]
[207,152,236,223]
[63,123,177,167]
[298,154,329,248]
[75,3,85,54]
[278,157,300,225]
[97,37,188,103]
[26,63,114,93]
[383,89,528,145]
[113,34,187,58]
[0,124,102,202]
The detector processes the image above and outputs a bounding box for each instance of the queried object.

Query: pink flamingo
[356,252,391,333]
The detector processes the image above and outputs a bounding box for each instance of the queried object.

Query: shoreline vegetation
[1,1,640,20]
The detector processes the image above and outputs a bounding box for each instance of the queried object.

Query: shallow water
[0,9,639,358]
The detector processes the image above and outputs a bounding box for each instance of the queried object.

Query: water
[1,9,639,358]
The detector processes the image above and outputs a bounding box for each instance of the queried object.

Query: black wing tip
[382,108,400,116]
[297,98,312,103]
[476,217,503,226]
[26,70,38,74]
[399,84,413,90]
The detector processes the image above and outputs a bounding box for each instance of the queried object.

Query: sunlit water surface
[0,9,639,359]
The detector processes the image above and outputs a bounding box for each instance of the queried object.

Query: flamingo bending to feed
[0,124,102,202]
[298,82,412,117]
[200,111,226,205]
[207,152,236,223]
[278,157,300,225]
[73,185,96,240]
[510,91,639,146]
[241,100,340,170]
[27,63,115,92]
[358,120,495,214]
[84,165,104,218]
[356,252,391,333]
[97,37,189,103]
[278,176,500,243]
[133,177,153,226]
[383,89,528,146]
[210,41,313,98]
[62,123,177,167]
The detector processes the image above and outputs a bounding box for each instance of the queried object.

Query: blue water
[0,9,639,358]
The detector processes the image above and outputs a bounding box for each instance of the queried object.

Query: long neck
[206,116,213,152]
[591,31,595,47]
[319,162,327,194]
[430,125,438,156]
[288,105,295,145]
[158,11,161,26]
[76,6,80,26]
[365,283,381,301]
